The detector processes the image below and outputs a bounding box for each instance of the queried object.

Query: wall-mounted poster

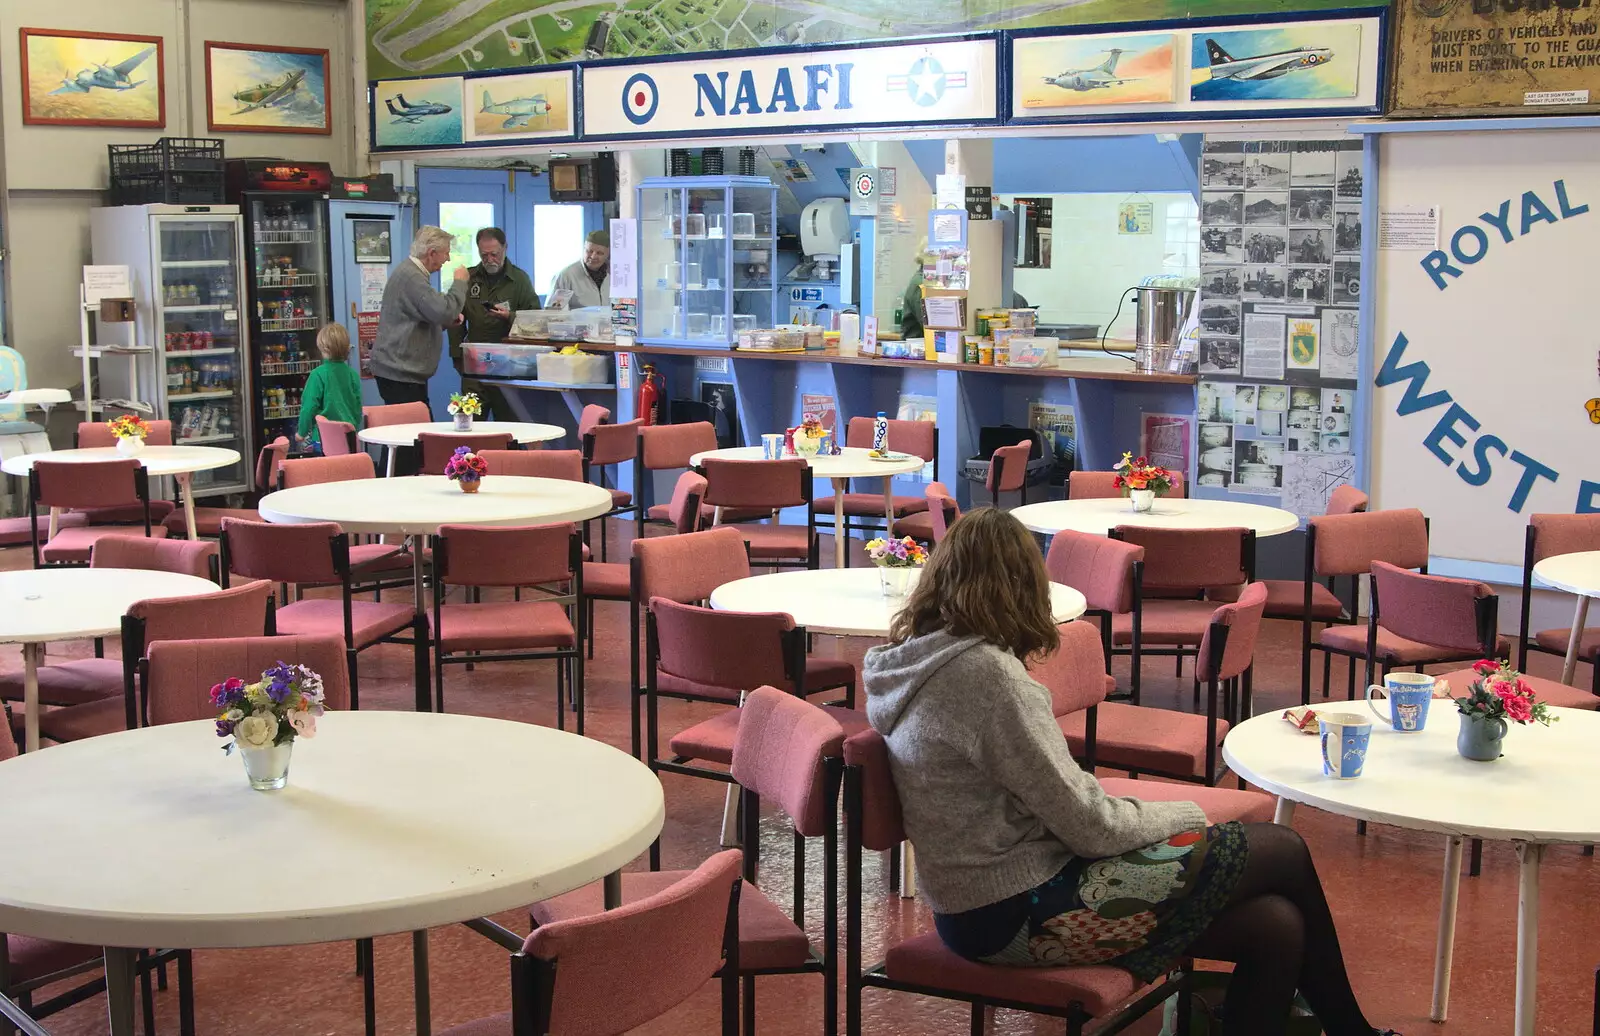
[20,29,163,128]
[1012,31,1178,109]
[464,69,575,143]
[204,42,330,134]
[1188,22,1362,102]
[373,77,464,148]
[352,220,392,263]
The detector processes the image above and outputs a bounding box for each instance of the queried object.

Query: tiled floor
[4,524,1596,1035]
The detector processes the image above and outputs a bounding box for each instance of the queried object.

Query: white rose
[234,712,279,750]
[223,708,245,722]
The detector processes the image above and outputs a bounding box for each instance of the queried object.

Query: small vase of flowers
[212,662,326,791]
[791,415,826,457]
[1451,659,1557,761]
[448,392,482,431]
[445,445,488,493]
[865,535,929,598]
[1112,451,1175,513]
[108,414,151,457]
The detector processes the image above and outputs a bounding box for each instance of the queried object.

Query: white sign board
[1378,206,1441,250]
[609,218,638,299]
[82,265,131,304]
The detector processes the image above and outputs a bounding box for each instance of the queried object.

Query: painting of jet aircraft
[1012,31,1176,112]
[374,76,464,148]
[1189,23,1362,101]
[465,71,574,142]
[21,29,164,127]
[387,95,453,123]
[206,43,330,134]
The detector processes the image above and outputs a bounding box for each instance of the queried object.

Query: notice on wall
[1379,206,1441,250]
[609,219,638,298]
[935,173,966,210]
[1282,452,1355,521]
[801,393,838,433]
[1141,413,1191,477]
[359,264,387,311]
[1322,309,1359,380]
[1118,200,1154,235]
[356,312,380,379]
[82,265,131,304]
[1242,313,1286,380]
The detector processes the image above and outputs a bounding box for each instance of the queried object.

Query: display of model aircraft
[1043,49,1135,92]
[479,89,550,129]
[231,69,306,115]
[50,45,156,94]
[386,94,452,124]
[1202,39,1333,81]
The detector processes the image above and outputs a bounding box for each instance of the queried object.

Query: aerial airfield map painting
[366,0,1367,80]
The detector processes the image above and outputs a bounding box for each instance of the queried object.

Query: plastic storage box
[463,342,552,377]
[536,352,610,385]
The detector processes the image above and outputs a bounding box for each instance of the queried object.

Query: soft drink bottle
[873,412,889,454]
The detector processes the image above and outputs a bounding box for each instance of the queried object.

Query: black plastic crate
[108,138,224,187]
[110,170,226,206]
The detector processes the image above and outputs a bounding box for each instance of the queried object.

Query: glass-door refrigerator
[89,204,253,497]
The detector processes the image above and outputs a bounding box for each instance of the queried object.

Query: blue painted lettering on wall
[1377,332,1564,512]
[693,63,854,119]
[1421,179,1588,290]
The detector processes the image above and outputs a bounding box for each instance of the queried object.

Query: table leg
[833,477,847,570]
[385,446,396,479]
[413,929,432,1036]
[604,870,622,910]
[1431,836,1464,1022]
[900,842,917,899]
[411,539,431,713]
[1561,596,1590,686]
[23,642,40,753]
[1514,842,1543,1036]
[1272,797,1296,826]
[103,946,138,1036]
[175,471,197,540]
[882,479,896,547]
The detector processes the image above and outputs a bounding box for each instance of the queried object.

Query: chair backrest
[362,402,430,428]
[1032,620,1115,717]
[128,578,271,648]
[91,536,216,579]
[1045,528,1143,615]
[1069,469,1187,500]
[842,728,907,852]
[844,416,936,463]
[926,481,960,543]
[435,523,577,587]
[650,597,797,692]
[316,416,357,456]
[666,471,708,535]
[255,436,291,494]
[524,848,741,1036]
[221,518,344,585]
[639,422,718,471]
[585,418,644,468]
[144,633,350,726]
[986,440,1033,494]
[1310,508,1428,578]
[31,458,146,509]
[77,420,174,448]
[1196,582,1268,683]
[419,432,514,475]
[1111,526,1250,593]
[729,686,846,836]
[699,457,807,510]
[577,404,612,440]
[278,452,376,490]
[634,525,751,605]
[1372,560,1495,654]
[1325,485,1369,515]
[1528,513,1600,565]
[479,448,583,480]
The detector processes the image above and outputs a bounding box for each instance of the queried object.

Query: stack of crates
[107,138,225,205]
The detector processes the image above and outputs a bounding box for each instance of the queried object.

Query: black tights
[1186,823,1376,1036]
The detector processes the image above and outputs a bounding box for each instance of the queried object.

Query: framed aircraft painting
[20,28,165,128]
[205,42,330,134]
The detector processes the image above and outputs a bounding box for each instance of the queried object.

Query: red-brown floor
[3,524,1596,1035]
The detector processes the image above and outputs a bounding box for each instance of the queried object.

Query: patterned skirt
[933,822,1249,983]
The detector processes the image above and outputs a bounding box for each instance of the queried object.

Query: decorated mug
[1366,671,1436,732]
[1319,712,1372,780]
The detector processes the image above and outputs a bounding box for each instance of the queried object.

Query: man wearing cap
[550,229,611,309]
[450,227,539,420]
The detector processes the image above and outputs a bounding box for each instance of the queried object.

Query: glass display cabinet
[637,176,778,349]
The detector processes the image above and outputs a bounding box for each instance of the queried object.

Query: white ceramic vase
[1129,489,1155,512]
[116,436,145,457]
[240,741,293,791]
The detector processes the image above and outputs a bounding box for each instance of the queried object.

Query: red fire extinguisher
[637,363,663,426]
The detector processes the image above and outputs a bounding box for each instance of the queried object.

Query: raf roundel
[854,172,875,198]
[622,72,659,126]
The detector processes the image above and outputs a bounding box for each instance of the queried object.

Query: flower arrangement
[107,414,150,440]
[212,662,326,754]
[1111,452,1175,497]
[865,536,928,569]
[1453,659,1557,727]
[445,445,488,492]
[799,415,825,440]
[790,414,827,456]
[447,392,483,418]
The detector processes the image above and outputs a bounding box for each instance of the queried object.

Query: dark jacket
[449,261,541,364]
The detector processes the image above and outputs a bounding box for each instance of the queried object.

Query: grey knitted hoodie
[864,630,1208,915]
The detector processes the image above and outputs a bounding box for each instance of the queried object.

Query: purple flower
[453,445,472,457]
[215,719,235,738]
[209,676,246,707]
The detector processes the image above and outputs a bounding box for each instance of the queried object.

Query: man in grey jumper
[371,225,470,414]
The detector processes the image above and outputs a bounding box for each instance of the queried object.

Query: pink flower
[287,710,318,739]
[1472,659,1499,676]
[1503,694,1533,723]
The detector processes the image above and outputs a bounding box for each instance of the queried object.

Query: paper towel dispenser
[800,198,850,257]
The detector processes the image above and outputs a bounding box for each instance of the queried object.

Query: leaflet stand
[74,272,151,420]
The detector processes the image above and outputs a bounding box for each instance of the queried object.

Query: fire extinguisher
[637,363,663,426]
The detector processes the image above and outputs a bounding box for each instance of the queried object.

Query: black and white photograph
[1321,411,1352,434]
[1203,191,1244,225]
[1245,155,1290,191]
[701,382,740,448]
[1202,226,1244,264]
[1287,266,1329,304]
[1336,150,1363,199]
[1289,430,1321,452]
[1256,411,1284,437]
[1288,188,1335,225]
[1258,384,1289,412]
[1335,210,1362,253]
[1288,409,1321,431]
[1235,384,1258,412]
[1200,418,1234,446]
[1199,337,1242,375]
[1290,149,1336,187]
[1243,228,1287,264]
[1245,193,1288,225]
[1332,260,1361,305]
[1199,382,1235,424]
[1203,152,1246,188]
[1234,439,1285,490]
[1321,387,1351,416]
[1242,265,1287,301]
[1201,266,1241,299]
[1290,387,1319,411]
[1199,300,1241,337]
[1288,228,1331,265]
[1322,433,1352,454]
[1199,430,1233,487]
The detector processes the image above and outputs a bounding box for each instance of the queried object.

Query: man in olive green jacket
[449,227,541,421]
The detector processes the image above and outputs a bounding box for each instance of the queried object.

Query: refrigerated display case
[89,204,252,497]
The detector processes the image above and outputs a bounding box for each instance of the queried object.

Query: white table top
[710,568,1088,638]
[1532,551,1600,599]
[1010,497,1300,538]
[258,475,614,535]
[690,445,927,479]
[0,568,219,645]
[1,445,241,478]
[1223,705,1600,843]
[0,712,664,948]
[356,421,566,448]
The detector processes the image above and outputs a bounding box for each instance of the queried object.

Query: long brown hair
[889,506,1060,662]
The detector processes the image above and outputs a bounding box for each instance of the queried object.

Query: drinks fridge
[89,204,253,497]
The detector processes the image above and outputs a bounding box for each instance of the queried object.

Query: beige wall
[0,0,357,396]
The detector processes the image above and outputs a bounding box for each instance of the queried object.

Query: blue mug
[1319,712,1372,780]
[1366,671,1436,732]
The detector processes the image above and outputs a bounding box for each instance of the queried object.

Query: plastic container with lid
[463,342,553,377]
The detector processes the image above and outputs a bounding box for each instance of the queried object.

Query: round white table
[0,711,664,1036]
[1010,497,1300,538]
[0,567,218,752]
[1224,705,1600,1035]
[357,421,566,476]
[690,446,928,569]
[2,445,242,541]
[1531,550,1600,685]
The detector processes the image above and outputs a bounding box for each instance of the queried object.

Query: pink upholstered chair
[0,512,87,550]
[361,401,431,476]
[275,452,413,588]
[29,458,168,567]
[315,416,358,456]
[277,451,378,491]
[1067,469,1187,500]
[581,471,704,660]
[1363,562,1506,692]
[581,412,644,561]
[1517,514,1600,697]
[815,417,936,561]
[444,850,742,1036]
[985,439,1034,508]
[635,421,766,539]
[479,448,582,480]
[431,523,584,729]
[698,457,817,570]
[72,419,177,526]
[891,481,960,547]
[1045,529,1147,701]
[163,435,291,538]
[418,432,514,475]
[1310,509,1433,700]
[143,634,350,726]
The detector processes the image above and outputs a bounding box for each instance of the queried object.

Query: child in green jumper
[297,323,365,451]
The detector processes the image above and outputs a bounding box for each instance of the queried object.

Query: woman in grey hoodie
[863,508,1397,1036]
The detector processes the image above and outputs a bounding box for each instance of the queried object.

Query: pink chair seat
[1436,668,1600,710]
[76,499,177,525]
[36,695,126,743]
[40,525,169,563]
[1098,778,1275,824]
[163,506,262,538]
[883,933,1144,1017]
[1058,702,1228,779]
[0,512,87,547]
[891,511,936,542]
[671,702,867,766]
[8,933,99,985]
[1318,624,1511,664]
[812,492,930,518]
[1533,625,1600,657]
[436,601,573,652]
[737,524,811,560]
[582,561,630,599]
[530,871,810,971]
[275,598,416,649]
[0,657,122,707]
[349,542,413,574]
[1211,579,1345,621]
[1111,600,1219,646]
[606,487,633,508]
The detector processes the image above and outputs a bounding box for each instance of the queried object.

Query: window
[437,202,496,283]
[534,204,586,296]
[1162,197,1201,276]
